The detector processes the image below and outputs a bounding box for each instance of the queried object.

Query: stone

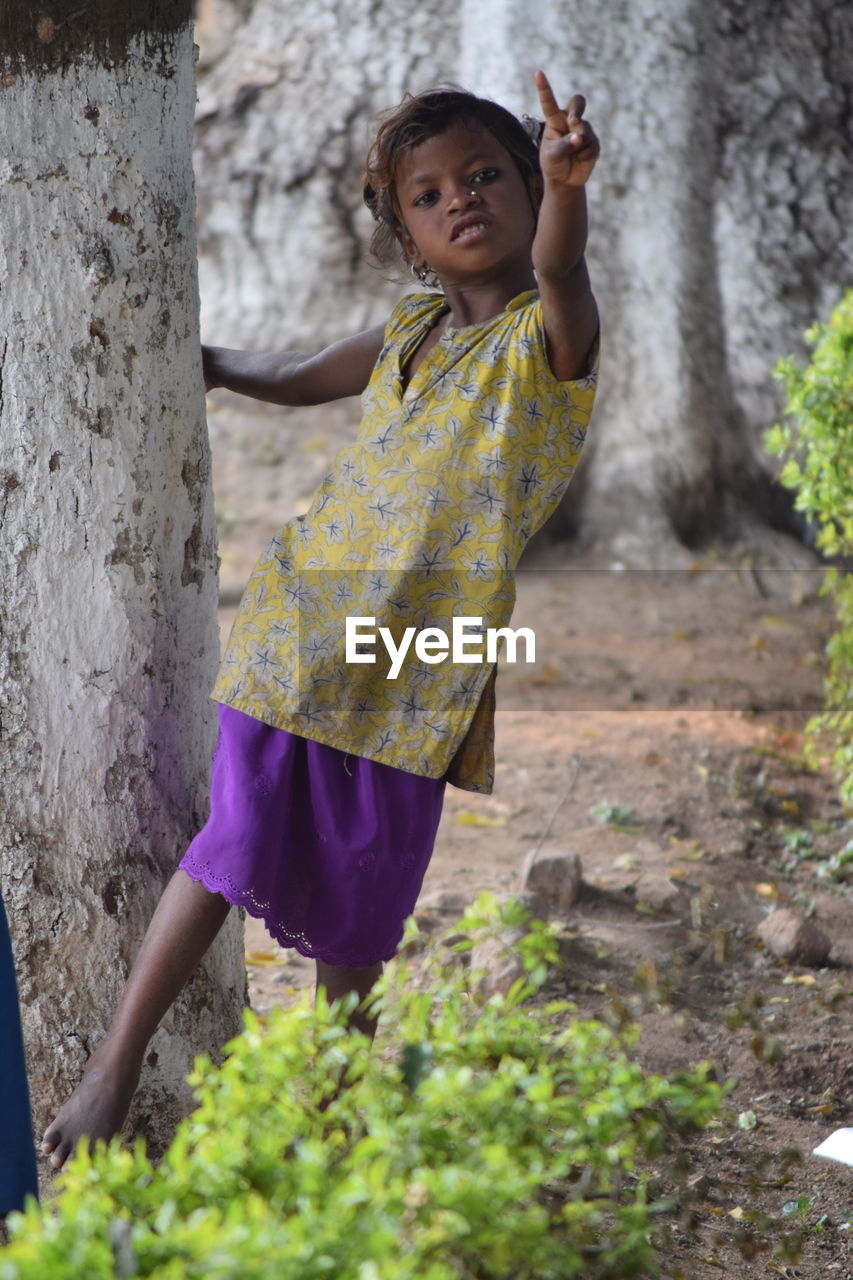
[470,928,527,998]
[520,848,582,916]
[633,872,686,913]
[687,1173,712,1199]
[758,909,831,966]
[417,889,470,914]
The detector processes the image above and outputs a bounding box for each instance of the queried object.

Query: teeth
[455,222,487,239]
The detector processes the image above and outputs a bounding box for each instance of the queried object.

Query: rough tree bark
[193,0,851,560]
[0,2,246,1165]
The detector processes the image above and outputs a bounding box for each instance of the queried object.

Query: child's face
[394,120,537,287]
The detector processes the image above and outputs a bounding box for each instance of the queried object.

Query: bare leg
[41,870,231,1170]
[315,959,383,1041]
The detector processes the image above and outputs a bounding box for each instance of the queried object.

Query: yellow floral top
[212,288,597,792]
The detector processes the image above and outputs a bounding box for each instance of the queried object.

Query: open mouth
[451,219,490,243]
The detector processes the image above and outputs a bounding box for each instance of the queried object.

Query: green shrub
[1,896,723,1279]
[765,290,853,807]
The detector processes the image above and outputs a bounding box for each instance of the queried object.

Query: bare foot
[41,1047,141,1171]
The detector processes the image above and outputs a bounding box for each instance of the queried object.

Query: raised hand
[534,70,600,188]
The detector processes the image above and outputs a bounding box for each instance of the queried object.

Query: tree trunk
[0,3,246,1165]
[193,0,851,559]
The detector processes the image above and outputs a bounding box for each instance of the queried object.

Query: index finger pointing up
[534,70,568,131]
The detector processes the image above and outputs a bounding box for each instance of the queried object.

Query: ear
[395,223,421,268]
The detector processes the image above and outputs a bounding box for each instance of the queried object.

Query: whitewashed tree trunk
[0,5,245,1163]
[194,0,851,558]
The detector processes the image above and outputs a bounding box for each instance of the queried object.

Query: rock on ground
[757,908,832,966]
[469,928,527,998]
[520,848,582,917]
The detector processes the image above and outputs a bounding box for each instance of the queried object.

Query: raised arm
[202,323,386,407]
[531,70,600,383]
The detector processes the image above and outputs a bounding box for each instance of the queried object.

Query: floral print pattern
[212,289,597,792]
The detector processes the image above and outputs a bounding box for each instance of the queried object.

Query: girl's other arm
[530,70,600,383]
[202,323,386,406]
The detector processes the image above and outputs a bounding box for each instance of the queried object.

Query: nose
[446,183,480,214]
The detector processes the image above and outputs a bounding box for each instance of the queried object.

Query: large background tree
[193,0,851,561]
[0,2,245,1164]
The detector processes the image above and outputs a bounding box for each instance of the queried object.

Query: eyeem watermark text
[345,616,536,680]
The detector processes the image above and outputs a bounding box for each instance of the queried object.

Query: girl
[42,70,599,1170]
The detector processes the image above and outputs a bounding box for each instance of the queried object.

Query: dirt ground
[213,395,853,1279]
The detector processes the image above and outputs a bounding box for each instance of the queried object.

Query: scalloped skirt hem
[179,853,410,968]
[177,704,446,970]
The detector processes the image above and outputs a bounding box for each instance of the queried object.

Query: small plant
[779,825,815,862]
[590,800,638,830]
[814,836,853,883]
[781,1193,831,1234]
[764,290,853,808]
[1,896,725,1280]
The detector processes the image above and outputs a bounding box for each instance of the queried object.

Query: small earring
[411,263,441,289]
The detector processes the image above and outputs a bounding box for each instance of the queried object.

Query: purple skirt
[179,705,446,967]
